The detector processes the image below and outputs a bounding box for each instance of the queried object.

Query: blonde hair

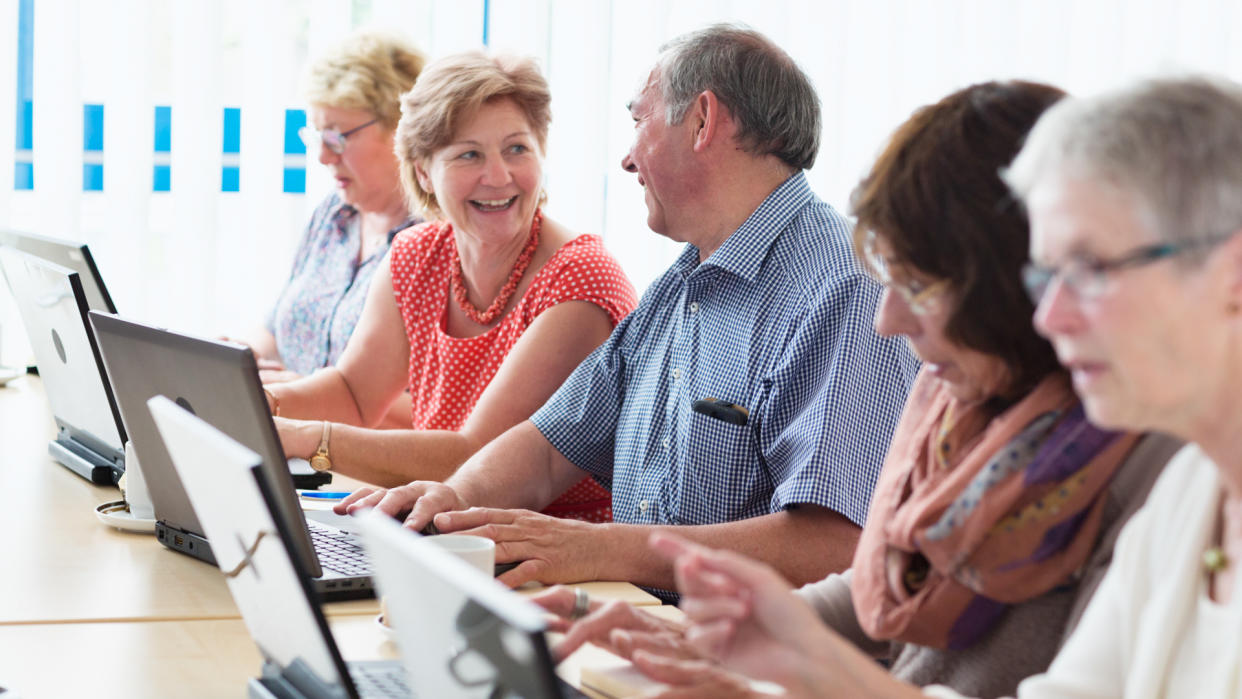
[395,51,551,216]
[303,31,425,129]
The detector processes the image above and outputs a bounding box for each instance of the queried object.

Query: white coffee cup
[122,440,154,519]
[425,534,495,577]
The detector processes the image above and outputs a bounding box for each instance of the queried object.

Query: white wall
[3,0,1242,364]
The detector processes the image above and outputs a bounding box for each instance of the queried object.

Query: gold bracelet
[263,388,280,417]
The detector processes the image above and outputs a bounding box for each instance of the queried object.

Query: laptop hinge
[47,439,117,485]
[250,658,348,699]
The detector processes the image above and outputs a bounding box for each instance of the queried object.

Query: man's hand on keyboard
[334,481,469,532]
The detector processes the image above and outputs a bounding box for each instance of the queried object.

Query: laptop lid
[0,248,126,479]
[358,513,569,699]
[0,230,117,314]
[147,396,363,699]
[88,311,325,576]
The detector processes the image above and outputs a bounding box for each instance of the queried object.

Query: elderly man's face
[1027,173,1227,435]
[621,71,698,241]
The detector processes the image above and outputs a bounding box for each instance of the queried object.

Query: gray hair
[1005,76,1242,248]
[657,24,820,170]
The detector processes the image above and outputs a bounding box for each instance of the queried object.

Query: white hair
[1004,76,1242,249]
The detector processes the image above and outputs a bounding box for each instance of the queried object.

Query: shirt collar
[686,171,814,283]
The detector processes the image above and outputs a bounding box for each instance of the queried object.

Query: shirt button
[662,436,671,450]
[671,368,681,380]
[639,500,649,513]
[689,301,700,313]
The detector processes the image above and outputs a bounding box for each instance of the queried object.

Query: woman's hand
[631,652,765,698]
[651,533,818,666]
[648,533,923,699]
[530,587,692,662]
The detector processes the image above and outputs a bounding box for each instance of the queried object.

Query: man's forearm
[596,505,861,590]
[447,420,586,511]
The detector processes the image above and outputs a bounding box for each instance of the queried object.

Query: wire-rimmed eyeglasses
[861,240,950,316]
[1022,232,1237,305]
[297,117,378,155]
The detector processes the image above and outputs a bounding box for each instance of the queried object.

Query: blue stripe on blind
[221,107,240,192]
[153,105,171,191]
[82,104,103,191]
[14,0,34,190]
[282,108,306,193]
[482,0,491,45]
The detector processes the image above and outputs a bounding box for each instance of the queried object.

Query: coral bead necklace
[448,208,542,325]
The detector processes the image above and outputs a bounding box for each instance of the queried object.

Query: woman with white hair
[629,76,1242,698]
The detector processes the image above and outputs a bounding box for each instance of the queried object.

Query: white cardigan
[926,444,1240,699]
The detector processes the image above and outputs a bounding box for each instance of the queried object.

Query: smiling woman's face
[414,98,543,245]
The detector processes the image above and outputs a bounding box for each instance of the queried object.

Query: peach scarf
[851,369,1138,650]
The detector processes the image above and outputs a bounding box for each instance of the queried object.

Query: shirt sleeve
[760,271,920,526]
[530,306,644,489]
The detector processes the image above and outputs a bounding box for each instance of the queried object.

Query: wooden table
[0,375,667,697]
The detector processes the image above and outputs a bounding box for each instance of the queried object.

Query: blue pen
[298,491,352,500]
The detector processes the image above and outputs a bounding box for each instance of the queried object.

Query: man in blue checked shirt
[337,25,919,598]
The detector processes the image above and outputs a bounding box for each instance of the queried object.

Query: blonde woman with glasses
[229,31,424,384]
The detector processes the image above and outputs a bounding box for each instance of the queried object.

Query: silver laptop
[147,396,409,699]
[88,312,372,600]
[0,248,126,484]
[358,513,589,698]
[0,230,118,315]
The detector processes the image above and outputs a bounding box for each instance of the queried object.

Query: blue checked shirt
[532,172,919,531]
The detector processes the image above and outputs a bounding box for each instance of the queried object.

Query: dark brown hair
[851,81,1066,399]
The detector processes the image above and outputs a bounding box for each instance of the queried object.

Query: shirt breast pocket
[676,410,768,525]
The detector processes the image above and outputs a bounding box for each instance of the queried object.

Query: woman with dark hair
[533,81,1180,697]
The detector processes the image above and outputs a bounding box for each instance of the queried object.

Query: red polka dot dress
[390,221,638,523]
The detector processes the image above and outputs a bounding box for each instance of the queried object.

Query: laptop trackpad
[304,509,362,533]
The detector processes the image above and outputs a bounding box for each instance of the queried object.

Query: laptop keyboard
[348,661,411,698]
[307,521,372,576]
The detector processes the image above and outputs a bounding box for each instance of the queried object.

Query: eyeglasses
[1022,232,1236,305]
[297,118,378,155]
[862,244,950,316]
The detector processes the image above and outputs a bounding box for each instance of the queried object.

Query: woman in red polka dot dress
[266,52,637,524]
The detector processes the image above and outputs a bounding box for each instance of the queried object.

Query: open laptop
[360,513,589,698]
[0,230,117,315]
[87,312,373,600]
[0,248,126,484]
[147,396,409,698]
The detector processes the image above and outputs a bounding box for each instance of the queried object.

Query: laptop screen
[360,514,567,699]
[0,230,117,314]
[0,248,125,455]
[148,396,354,695]
[88,311,320,576]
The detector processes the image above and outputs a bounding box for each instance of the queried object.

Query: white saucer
[95,500,156,534]
[0,366,24,387]
[375,614,398,642]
